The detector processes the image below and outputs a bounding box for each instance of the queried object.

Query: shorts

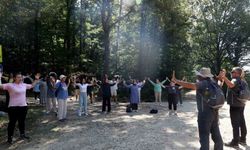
[111,89,117,96]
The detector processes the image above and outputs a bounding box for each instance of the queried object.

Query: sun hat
[195,67,214,78]
[59,75,67,80]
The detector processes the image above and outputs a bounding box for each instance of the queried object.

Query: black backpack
[234,79,250,104]
[203,80,225,109]
[150,109,158,114]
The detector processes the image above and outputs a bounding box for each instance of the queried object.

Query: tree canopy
[0,0,249,78]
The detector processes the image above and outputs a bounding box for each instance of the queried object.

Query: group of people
[0,66,248,150]
[172,67,248,149]
[0,71,184,144]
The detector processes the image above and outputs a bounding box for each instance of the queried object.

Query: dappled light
[0,0,250,150]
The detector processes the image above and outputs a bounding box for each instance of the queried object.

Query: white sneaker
[168,111,173,116]
[78,112,82,117]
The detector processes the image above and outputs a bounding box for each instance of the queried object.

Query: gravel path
[1,98,250,150]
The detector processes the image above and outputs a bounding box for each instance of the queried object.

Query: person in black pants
[0,72,39,144]
[166,82,178,116]
[8,106,28,140]
[172,68,223,150]
[101,78,115,113]
[218,67,248,148]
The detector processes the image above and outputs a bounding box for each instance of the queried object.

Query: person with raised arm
[46,75,57,115]
[0,72,40,144]
[123,79,143,112]
[218,67,248,148]
[110,76,121,104]
[75,77,94,116]
[148,77,167,104]
[101,77,116,113]
[137,79,146,103]
[56,75,70,122]
[172,68,223,150]
[164,81,179,116]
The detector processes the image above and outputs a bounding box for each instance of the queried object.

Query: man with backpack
[172,67,224,150]
[218,67,248,148]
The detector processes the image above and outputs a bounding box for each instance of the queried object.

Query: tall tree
[191,0,250,73]
[101,0,135,76]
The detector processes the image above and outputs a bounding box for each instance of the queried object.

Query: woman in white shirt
[75,77,93,116]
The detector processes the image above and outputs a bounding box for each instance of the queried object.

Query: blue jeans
[79,92,88,114]
[198,109,223,150]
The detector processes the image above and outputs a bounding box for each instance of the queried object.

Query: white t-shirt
[110,81,118,91]
[76,83,89,93]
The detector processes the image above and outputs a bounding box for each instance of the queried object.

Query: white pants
[138,89,141,103]
[58,100,67,120]
[46,97,57,113]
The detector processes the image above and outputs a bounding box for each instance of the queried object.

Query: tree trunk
[34,9,40,70]
[64,0,73,64]
[138,0,147,78]
[101,0,112,76]
[114,0,123,72]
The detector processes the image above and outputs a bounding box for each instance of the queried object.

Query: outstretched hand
[171,71,177,83]
[217,69,226,80]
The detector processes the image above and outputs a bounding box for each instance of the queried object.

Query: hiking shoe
[20,134,30,140]
[225,141,239,148]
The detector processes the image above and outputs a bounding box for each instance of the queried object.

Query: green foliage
[0,0,249,81]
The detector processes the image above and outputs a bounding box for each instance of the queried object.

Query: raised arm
[218,71,235,89]
[138,80,146,88]
[173,80,196,90]
[123,81,131,88]
[161,79,167,84]
[172,75,196,90]
[31,79,40,88]
[148,78,156,86]
[30,74,41,88]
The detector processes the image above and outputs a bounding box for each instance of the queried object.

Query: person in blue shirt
[123,79,143,112]
[46,75,57,114]
[33,74,40,101]
[56,75,70,122]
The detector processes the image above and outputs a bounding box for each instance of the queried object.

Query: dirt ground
[0,93,250,150]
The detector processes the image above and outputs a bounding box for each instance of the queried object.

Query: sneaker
[168,111,173,116]
[7,137,12,144]
[84,113,88,116]
[59,119,65,122]
[239,139,247,146]
[225,141,239,148]
[78,112,82,117]
[20,134,30,140]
